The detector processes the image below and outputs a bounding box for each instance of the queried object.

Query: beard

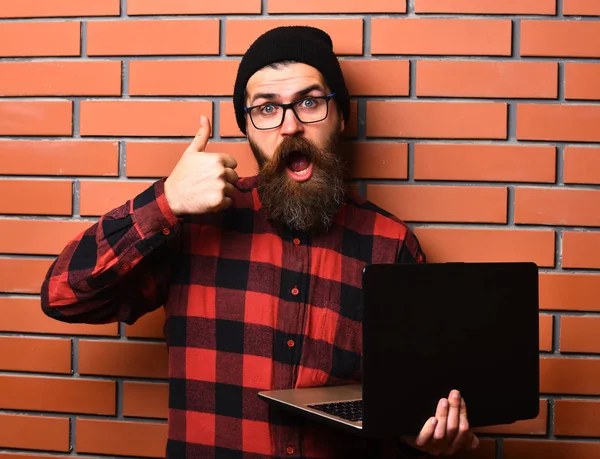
[249,131,346,234]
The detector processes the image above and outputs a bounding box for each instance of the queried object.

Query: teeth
[295,168,309,175]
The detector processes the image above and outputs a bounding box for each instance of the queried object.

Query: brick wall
[1,0,599,458]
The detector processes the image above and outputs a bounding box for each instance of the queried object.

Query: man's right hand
[164,115,239,216]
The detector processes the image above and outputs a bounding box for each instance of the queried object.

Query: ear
[339,115,345,134]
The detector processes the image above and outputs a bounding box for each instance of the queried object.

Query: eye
[299,98,317,108]
[259,104,276,114]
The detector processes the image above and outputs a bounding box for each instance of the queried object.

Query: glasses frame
[244,93,337,130]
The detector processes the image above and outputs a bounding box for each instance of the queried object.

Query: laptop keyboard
[307,400,363,422]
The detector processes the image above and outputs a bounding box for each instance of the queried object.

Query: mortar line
[363,17,371,57]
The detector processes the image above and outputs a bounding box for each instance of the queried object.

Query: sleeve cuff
[130,179,181,240]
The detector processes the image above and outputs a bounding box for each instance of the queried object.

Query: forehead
[246,62,327,99]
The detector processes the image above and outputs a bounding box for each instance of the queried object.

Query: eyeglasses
[244,93,336,130]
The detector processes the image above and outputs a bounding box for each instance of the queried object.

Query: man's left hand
[401,390,479,456]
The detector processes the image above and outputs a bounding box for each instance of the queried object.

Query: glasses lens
[294,97,328,123]
[251,104,283,129]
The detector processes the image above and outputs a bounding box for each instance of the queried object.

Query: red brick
[517,104,600,142]
[0,22,80,57]
[0,413,69,452]
[0,180,72,216]
[475,400,547,435]
[129,0,260,14]
[367,185,507,223]
[0,61,121,96]
[76,419,167,458]
[0,218,94,256]
[416,61,557,98]
[521,20,600,57]
[564,0,600,16]
[0,297,118,336]
[80,100,212,137]
[79,180,154,217]
[79,340,168,379]
[561,316,600,354]
[269,0,406,13]
[226,19,363,55]
[125,141,258,179]
[555,400,600,436]
[87,20,220,56]
[565,63,600,100]
[344,142,408,179]
[515,188,600,226]
[539,273,600,312]
[504,439,600,459]
[123,382,168,419]
[0,0,119,17]
[0,454,72,459]
[541,357,600,395]
[0,101,72,136]
[564,147,600,185]
[0,140,118,177]
[539,315,554,352]
[414,144,556,183]
[562,232,600,269]
[0,375,115,415]
[130,60,239,96]
[413,228,555,267]
[125,308,165,339]
[0,337,70,374]
[0,257,54,294]
[341,60,409,96]
[366,101,507,139]
[415,0,556,13]
[372,18,511,56]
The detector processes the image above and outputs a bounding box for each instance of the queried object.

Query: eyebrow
[249,84,326,106]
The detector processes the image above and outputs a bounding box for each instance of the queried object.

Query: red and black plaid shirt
[41,176,426,458]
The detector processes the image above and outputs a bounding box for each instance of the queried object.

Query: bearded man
[41,26,479,458]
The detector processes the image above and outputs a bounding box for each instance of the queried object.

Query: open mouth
[285,151,313,182]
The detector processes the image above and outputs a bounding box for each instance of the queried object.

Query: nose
[280,106,304,136]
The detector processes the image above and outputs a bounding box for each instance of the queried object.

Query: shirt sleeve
[40,179,182,325]
[396,226,427,265]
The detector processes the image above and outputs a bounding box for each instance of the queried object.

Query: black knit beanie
[233,26,350,135]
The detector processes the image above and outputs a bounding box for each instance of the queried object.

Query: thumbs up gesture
[164,116,239,216]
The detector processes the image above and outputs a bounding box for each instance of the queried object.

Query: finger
[212,196,233,213]
[220,153,238,170]
[414,417,438,447]
[446,397,470,455]
[445,390,461,443]
[222,167,239,185]
[223,182,237,198]
[187,115,211,153]
[433,397,449,442]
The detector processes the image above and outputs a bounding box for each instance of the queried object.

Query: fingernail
[430,417,437,425]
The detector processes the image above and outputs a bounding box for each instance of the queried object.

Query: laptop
[258,262,540,437]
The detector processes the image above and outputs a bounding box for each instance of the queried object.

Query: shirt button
[291,287,299,296]
[162,227,171,235]
[287,339,295,348]
[286,446,294,455]
[293,238,300,245]
[122,262,130,271]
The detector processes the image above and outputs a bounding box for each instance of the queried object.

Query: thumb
[187,115,211,153]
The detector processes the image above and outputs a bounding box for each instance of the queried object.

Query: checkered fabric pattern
[41,176,426,458]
